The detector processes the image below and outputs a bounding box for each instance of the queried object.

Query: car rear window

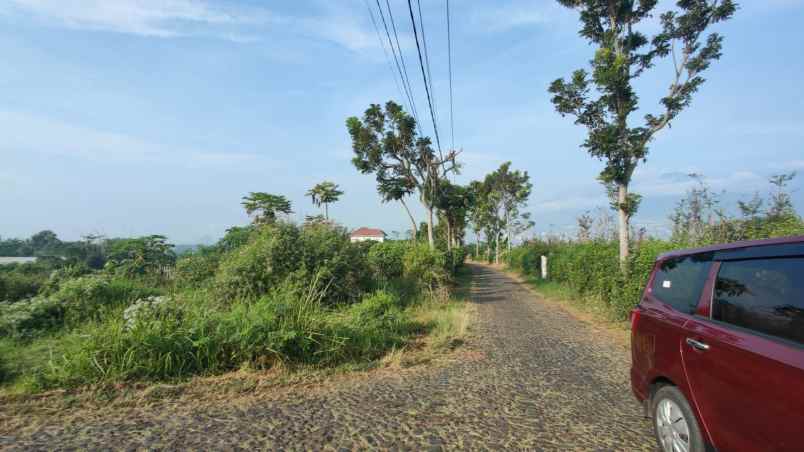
[713,257,804,345]
[650,254,712,314]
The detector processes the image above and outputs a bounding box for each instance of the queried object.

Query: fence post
[541,255,548,280]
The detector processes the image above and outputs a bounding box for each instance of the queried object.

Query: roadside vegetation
[493,173,804,322]
[0,100,480,396]
[0,221,468,395]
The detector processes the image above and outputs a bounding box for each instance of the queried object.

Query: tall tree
[241,192,293,225]
[549,0,737,267]
[492,162,532,252]
[469,163,532,262]
[306,181,344,220]
[767,172,797,220]
[435,181,471,250]
[347,101,458,248]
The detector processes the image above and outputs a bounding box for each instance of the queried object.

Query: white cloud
[0,110,271,168]
[2,0,385,50]
[4,0,269,39]
[469,1,556,32]
[632,167,766,197]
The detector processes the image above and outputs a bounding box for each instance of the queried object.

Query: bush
[0,270,47,302]
[0,297,63,338]
[214,223,303,300]
[366,241,407,282]
[297,223,371,304]
[41,283,417,387]
[403,244,449,290]
[214,222,371,305]
[0,275,160,338]
[54,275,161,326]
[174,252,220,289]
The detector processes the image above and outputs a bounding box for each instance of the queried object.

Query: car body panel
[631,235,804,452]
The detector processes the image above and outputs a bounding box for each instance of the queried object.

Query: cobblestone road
[3,264,655,450]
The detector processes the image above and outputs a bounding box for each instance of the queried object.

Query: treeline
[502,173,804,321]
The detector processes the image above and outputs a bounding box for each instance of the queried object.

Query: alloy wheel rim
[656,398,691,452]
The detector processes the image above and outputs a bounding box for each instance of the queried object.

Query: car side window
[650,254,712,314]
[713,257,804,345]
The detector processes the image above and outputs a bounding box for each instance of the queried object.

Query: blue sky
[1,0,803,244]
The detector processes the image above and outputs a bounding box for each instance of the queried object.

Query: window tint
[713,258,804,345]
[650,254,712,314]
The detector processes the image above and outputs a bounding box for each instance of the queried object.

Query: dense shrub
[54,275,161,325]
[506,239,686,320]
[174,252,220,288]
[0,271,44,302]
[0,297,63,338]
[0,275,160,337]
[215,223,371,305]
[41,282,417,387]
[214,223,303,300]
[366,241,407,282]
[403,244,449,290]
[444,248,467,274]
[297,223,371,303]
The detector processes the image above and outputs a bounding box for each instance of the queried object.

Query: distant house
[349,227,386,243]
[0,257,38,265]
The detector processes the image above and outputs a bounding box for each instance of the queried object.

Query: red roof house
[350,227,387,243]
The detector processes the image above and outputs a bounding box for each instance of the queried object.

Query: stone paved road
[3,264,655,450]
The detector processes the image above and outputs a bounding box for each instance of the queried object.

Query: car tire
[651,385,706,452]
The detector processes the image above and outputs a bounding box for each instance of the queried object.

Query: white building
[0,257,38,265]
[349,227,386,243]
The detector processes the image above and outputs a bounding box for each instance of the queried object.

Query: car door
[632,254,713,401]
[681,257,804,452]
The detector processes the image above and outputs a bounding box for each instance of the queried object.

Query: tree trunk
[426,206,435,249]
[400,198,417,242]
[617,182,630,270]
[324,203,329,220]
[495,232,501,264]
[475,233,480,257]
[445,219,452,251]
[506,210,512,251]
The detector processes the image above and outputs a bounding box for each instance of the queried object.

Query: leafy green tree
[435,181,472,251]
[767,172,797,220]
[106,235,176,277]
[241,192,293,225]
[306,181,344,220]
[29,230,61,256]
[468,163,532,262]
[549,0,737,267]
[347,101,459,249]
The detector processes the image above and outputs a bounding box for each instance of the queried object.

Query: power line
[382,0,421,128]
[446,0,455,152]
[374,0,419,127]
[364,0,408,113]
[406,0,443,157]
[415,0,438,131]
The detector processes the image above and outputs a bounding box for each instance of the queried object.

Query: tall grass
[40,279,422,389]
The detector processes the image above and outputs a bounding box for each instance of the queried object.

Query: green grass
[515,270,631,328]
[0,267,474,396]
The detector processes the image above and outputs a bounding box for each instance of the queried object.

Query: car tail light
[630,308,641,331]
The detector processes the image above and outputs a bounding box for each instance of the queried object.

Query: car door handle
[686,338,710,351]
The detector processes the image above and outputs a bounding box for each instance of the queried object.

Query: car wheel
[651,385,706,452]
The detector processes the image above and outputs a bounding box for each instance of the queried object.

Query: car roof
[657,235,804,261]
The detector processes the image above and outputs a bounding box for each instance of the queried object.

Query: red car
[631,236,804,452]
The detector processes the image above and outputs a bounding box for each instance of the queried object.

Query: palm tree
[241,192,293,225]
[306,181,344,220]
